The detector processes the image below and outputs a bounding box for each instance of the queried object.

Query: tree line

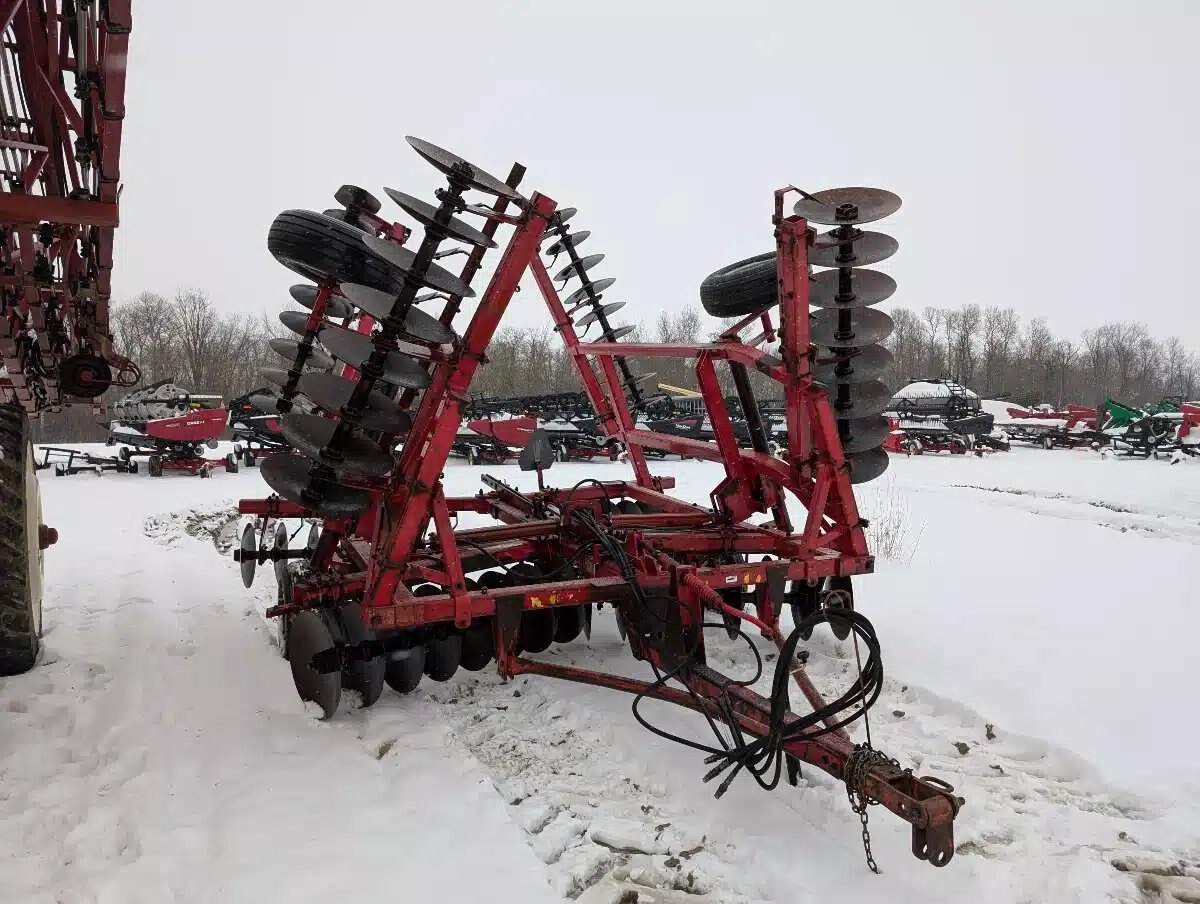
[30,291,1199,443]
[882,305,1200,408]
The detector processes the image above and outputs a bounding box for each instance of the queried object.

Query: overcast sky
[114,1,1200,351]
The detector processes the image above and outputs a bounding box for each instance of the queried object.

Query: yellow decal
[530,595,543,608]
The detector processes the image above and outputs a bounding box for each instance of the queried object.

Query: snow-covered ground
[3,444,1199,903]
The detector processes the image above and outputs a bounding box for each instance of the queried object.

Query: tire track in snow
[948,484,1200,545]
[425,673,769,903]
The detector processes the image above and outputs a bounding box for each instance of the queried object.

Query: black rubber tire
[0,404,42,675]
[699,252,777,318]
[268,209,405,294]
[148,454,163,477]
[225,452,239,473]
[243,449,257,467]
[467,446,481,466]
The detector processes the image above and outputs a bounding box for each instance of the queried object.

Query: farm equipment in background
[106,380,236,477]
[1,3,131,676]
[232,138,961,870]
[453,415,535,465]
[34,445,138,475]
[999,404,1100,449]
[228,389,291,467]
[885,379,1007,455]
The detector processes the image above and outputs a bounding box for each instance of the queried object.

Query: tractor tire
[267,209,405,295]
[225,453,239,473]
[148,454,163,477]
[699,252,777,318]
[0,404,45,675]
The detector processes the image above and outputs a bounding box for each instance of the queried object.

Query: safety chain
[844,744,900,874]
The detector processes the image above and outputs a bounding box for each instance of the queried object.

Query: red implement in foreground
[235,139,960,871]
[0,2,134,412]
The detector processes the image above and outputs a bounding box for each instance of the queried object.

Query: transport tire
[699,252,777,318]
[268,209,405,295]
[0,405,45,675]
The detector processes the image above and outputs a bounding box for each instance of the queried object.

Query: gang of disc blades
[261,453,372,518]
[269,338,334,371]
[847,447,890,485]
[334,184,382,214]
[811,344,894,384]
[563,278,615,308]
[809,231,899,269]
[545,230,590,256]
[280,412,395,478]
[554,253,605,284]
[576,301,626,329]
[360,234,475,298]
[809,307,895,348]
[809,269,897,309]
[405,136,523,201]
[793,188,902,226]
[296,373,413,434]
[337,283,457,343]
[838,415,892,454]
[316,323,432,390]
[818,378,894,419]
[290,284,351,320]
[383,188,497,248]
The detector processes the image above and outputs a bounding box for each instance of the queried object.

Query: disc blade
[337,283,457,343]
[290,284,351,320]
[554,253,605,284]
[360,234,475,298]
[546,207,577,229]
[812,344,894,384]
[316,324,432,390]
[599,324,635,342]
[269,338,334,371]
[839,415,892,454]
[818,379,894,419]
[545,230,590,256]
[250,389,284,412]
[576,301,625,329]
[334,184,382,214]
[239,523,256,588]
[847,447,890,485]
[563,278,615,308]
[261,454,371,519]
[383,188,497,248]
[280,412,395,478]
[258,368,289,388]
[273,521,289,584]
[296,373,414,434]
[279,310,316,337]
[810,230,899,269]
[809,307,895,348]
[793,188,902,226]
[809,269,897,309]
[405,136,522,200]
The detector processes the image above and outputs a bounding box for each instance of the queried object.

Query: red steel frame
[0,1,132,411]
[241,182,960,866]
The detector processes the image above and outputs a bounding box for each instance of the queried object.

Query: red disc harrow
[235,138,961,870]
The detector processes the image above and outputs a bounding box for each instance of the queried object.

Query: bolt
[835,202,859,221]
[38,524,59,549]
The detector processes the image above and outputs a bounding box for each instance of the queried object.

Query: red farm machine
[1,2,131,675]
[233,138,962,870]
